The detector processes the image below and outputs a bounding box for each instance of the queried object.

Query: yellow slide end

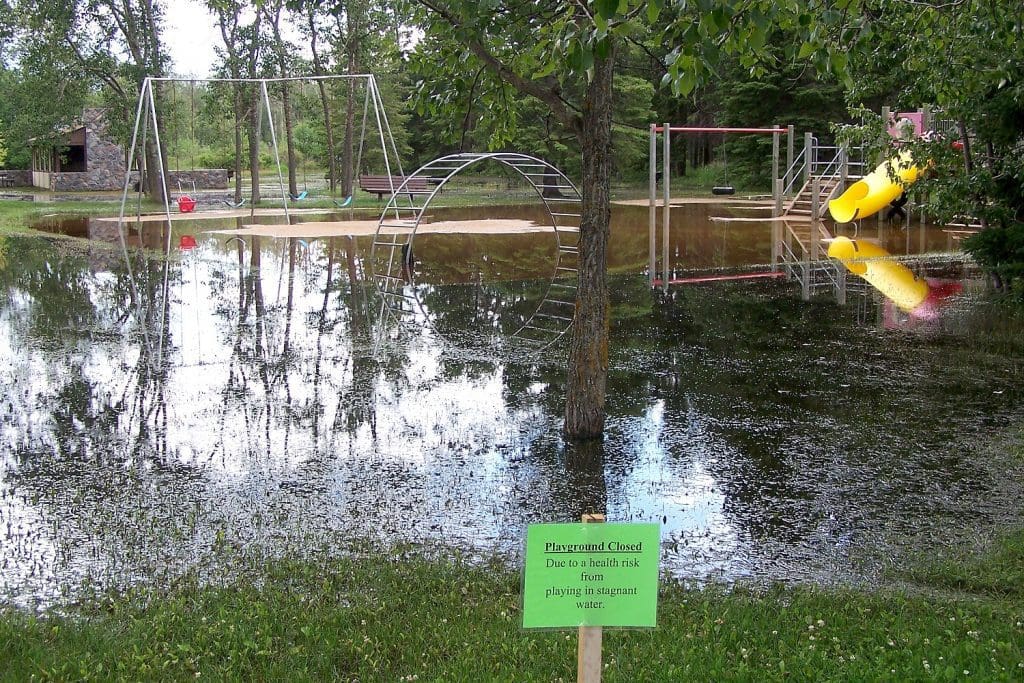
[828,150,922,224]
[827,236,930,312]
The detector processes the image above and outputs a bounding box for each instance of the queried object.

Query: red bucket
[177,195,196,213]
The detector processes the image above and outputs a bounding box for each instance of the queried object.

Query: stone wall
[0,170,32,187]
[50,109,127,192]
[167,169,229,190]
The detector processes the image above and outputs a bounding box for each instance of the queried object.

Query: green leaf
[798,41,817,59]
[594,0,619,20]
[646,0,662,23]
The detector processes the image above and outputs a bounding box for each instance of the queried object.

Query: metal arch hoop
[370,152,582,349]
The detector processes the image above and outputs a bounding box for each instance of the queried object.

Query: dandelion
[963,671,969,676]
[817,619,825,627]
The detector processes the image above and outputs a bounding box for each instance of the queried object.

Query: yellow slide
[827,236,962,319]
[827,236,929,312]
[827,150,922,223]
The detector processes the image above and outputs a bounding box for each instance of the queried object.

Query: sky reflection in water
[2,202,1022,608]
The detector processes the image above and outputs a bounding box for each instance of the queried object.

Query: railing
[781,138,867,201]
[782,145,809,197]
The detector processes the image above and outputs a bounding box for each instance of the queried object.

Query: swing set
[117,74,406,233]
[647,123,791,290]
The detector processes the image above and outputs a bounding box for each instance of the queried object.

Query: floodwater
[3,201,1023,609]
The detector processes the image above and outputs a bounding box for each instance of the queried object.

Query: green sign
[522,522,660,629]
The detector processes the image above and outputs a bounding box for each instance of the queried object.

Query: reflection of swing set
[116,74,405,234]
[647,123,791,290]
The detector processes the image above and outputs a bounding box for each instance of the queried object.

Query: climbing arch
[370,152,582,349]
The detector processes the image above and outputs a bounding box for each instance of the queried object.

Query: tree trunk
[342,9,363,198]
[267,5,298,196]
[232,85,244,204]
[307,8,337,194]
[563,49,614,440]
[249,88,262,205]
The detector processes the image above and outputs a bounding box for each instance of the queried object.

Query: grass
[1,532,1021,681]
[0,199,153,236]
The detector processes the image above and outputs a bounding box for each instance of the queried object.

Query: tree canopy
[0,0,1021,429]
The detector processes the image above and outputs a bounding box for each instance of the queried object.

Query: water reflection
[1,204,1021,609]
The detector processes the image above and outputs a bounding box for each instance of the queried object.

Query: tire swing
[370,152,582,351]
[711,138,735,196]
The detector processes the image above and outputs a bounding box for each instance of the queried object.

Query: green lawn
[1,530,1021,681]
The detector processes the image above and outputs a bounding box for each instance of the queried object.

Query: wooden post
[811,177,821,226]
[773,178,783,218]
[578,513,605,683]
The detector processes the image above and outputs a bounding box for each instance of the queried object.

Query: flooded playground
[2,200,1023,609]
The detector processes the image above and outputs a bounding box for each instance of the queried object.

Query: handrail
[782,146,808,197]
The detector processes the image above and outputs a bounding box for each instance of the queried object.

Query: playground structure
[648,108,971,319]
[116,74,405,236]
[115,76,581,352]
[370,152,582,350]
[648,124,790,290]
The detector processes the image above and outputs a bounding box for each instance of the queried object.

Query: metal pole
[662,122,670,291]
[118,77,149,252]
[146,80,175,366]
[771,127,780,190]
[262,81,291,225]
[649,124,657,288]
[786,125,794,182]
[803,132,813,185]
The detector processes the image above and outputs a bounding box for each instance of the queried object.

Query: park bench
[359,174,432,200]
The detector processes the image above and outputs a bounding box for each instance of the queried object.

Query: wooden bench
[358,175,432,200]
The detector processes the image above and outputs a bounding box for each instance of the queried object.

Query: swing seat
[179,235,197,249]
[289,191,308,201]
[333,195,353,208]
[223,198,246,208]
[177,195,197,212]
[711,186,735,196]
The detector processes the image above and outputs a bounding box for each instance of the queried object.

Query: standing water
[1,201,1022,609]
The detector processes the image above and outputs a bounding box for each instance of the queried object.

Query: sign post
[578,514,604,683]
[522,517,661,682]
